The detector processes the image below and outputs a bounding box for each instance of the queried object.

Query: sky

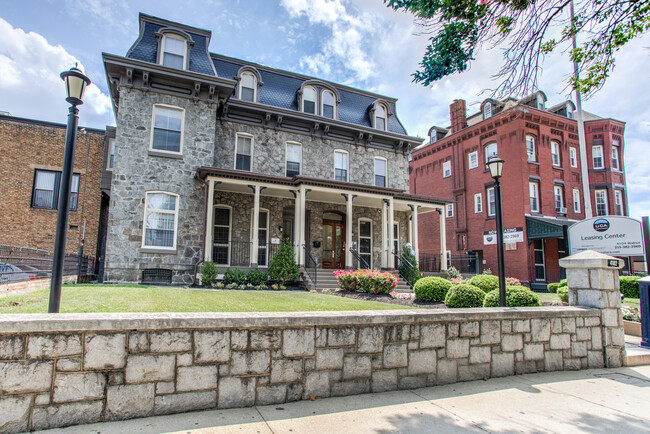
[1,0,649,220]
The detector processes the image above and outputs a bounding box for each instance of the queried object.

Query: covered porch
[197,167,449,272]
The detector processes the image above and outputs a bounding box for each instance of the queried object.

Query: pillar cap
[559,250,623,270]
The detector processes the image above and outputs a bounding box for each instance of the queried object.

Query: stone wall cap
[0,308,599,333]
[559,250,624,270]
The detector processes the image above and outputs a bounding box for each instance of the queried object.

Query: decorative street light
[49,65,91,313]
[487,155,506,307]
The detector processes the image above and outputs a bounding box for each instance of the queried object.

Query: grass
[536,291,640,308]
[0,284,411,314]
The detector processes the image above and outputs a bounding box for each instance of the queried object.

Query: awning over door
[525,215,576,240]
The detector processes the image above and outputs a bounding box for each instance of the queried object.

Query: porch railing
[418,251,480,275]
[349,247,370,270]
[303,244,318,285]
[212,241,284,267]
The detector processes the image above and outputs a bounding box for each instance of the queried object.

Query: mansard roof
[124,13,409,136]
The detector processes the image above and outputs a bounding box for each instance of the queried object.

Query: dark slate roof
[127,21,215,76]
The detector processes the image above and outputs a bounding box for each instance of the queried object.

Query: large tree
[386,0,650,97]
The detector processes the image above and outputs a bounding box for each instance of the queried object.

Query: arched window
[142,192,179,249]
[483,103,492,119]
[239,72,256,102]
[566,103,574,119]
[484,142,498,164]
[375,104,387,131]
[322,90,335,119]
[161,35,187,69]
[302,86,316,114]
[536,93,546,110]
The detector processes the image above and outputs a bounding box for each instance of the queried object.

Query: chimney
[450,99,467,133]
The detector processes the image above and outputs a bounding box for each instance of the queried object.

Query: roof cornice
[138,13,212,38]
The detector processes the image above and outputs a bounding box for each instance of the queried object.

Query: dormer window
[303,86,316,114]
[566,103,574,119]
[536,93,545,110]
[322,90,335,119]
[483,103,492,119]
[161,35,187,69]
[375,104,387,131]
[239,72,256,102]
[430,130,437,144]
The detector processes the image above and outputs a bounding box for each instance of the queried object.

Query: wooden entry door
[322,220,345,269]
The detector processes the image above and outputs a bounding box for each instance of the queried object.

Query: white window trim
[149,104,185,156]
[443,161,451,178]
[569,147,577,168]
[612,146,620,171]
[446,203,453,218]
[358,218,373,269]
[141,191,179,251]
[213,205,233,266]
[238,71,257,102]
[160,34,189,70]
[468,151,478,169]
[595,189,608,216]
[614,190,624,216]
[593,145,604,169]
[484,142,498,164]
[487,187,496,216]
[474,193,482,213]
[250,208,270,267]
[554,185,564,211]
[285,141,302,177]
[483,103,492,119]
[534,239,545,281]
[107,138,116,170]
[573,189,581,213]
[334,149,349,182]
[529,182,539,213]
[301,85,317,114]
[374,156,387,187]
[551,141,561,167]
[374,103,388,131]
[321,89,337,119]
[234,132,254,171]
[526,135,536,162]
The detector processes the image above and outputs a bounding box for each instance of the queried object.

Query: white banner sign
[483,227,524,245]
[568,216,645,256]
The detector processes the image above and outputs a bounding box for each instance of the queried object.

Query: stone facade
[0,307,610,432]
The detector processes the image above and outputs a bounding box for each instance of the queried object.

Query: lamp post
[487,155,506,307]
[49,65,91,313]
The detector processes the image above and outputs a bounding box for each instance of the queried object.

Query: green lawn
[0,284,410,314]
[537,291,640,308]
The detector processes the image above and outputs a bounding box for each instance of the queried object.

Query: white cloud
[64,0,134,36]
[0,17,112,127]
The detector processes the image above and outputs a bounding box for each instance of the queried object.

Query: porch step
[308,269,413,293]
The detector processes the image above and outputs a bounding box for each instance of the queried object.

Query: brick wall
[0,117,105,257]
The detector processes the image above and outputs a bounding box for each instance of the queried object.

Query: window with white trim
[334,150,348,182]
[374,157,387,187]
[107,139,115,169]
[595,190,608,216]
[235,133,253,171]
[614,190,624,216]
[302,86,316,114]
[487,187,496,216]
[251,209,270,266]
[529,182,539,213]
[612,146,620,170]
[443,161,451,178]
[526,135,536,162]
[161,35,187,69]
[573,189,581,213]
[474,193,482,213]
[483,103,492,119]
[566,104,574,119]
[31,169,80,211]
[151,105,184,154]
[551,141,561,167]
[592,145,604,169]
[358,219,372,269]
[554,185,564,212]
[533,239,545,281]
[375,104,387,131]
[322,90,335,119]
[239,72,256,102]
[569,147,577,168]
[213,206,231,265]
[446,203,453,218]
[484,142,497,164]
[143,192,178,249]
[286,142,302,177]
[468,151,478,169]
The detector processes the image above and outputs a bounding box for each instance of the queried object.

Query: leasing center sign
[568,216,645,256]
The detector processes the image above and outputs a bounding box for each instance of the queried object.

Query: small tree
[399,243,421,286]
[268,238,300,285]
[200,261,219,286]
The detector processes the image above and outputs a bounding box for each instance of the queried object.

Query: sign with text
[483,227,524,245]
[568,216,645,256]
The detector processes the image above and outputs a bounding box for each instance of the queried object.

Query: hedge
[557,286,569,303]
[483,285,541,307]
[467,275,499,293]
[547,282,559,293]
[620,276,641,298]
[444,283,486,308]
[413,277,452,302]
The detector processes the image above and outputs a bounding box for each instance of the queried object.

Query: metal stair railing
[302,244,318,285]
[348,247,370,270]
[392,248,417,288]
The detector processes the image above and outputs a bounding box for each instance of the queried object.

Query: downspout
[191,173,209,286]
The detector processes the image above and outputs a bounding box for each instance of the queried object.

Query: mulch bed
[320,290,446,309]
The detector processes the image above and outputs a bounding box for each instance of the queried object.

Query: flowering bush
[622,305,641,322]
[334,269,398,294]
[212,282,225,289]
[390,291,416,300]
[506,277,521,286]
[450,277,468,285]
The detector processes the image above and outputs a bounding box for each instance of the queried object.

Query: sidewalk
[40,365,650,434]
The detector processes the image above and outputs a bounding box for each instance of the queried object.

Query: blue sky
[1,0,649,220]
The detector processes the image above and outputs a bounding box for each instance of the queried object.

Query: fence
[212,241,284,268]
[0,244,95,284]
[418,251,479,275]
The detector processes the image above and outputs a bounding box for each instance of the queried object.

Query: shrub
[483,285,541,307]
[482,268,492,275]
[268,238,300,285]
[200,261,219,286]
[557,286,569,303]
[399,244,421,285]
[444,283,485,308]
[223,268,246,285]
[558,279,567,288]
[246,269,268,286]
[622,305,641,322]
[620,276,641,298]
[547,282,560,293]
[334,269,398,294]
[413,276,452,302]
[468,274,499,293]
[446,266,462,279]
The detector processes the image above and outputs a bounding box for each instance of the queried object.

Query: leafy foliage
[620,275,641,298]
[445,265,462,279]
[413,276,452,302]
[268,238,300,285]
[444,283,486,308]
[334,269,398,294]
[399,244,422,286]
[386,0,650,96]
[547,282,559,293]
[483,285,541,307]
[557,286,569,303]
[223,268,246,285]
[246,269,269,286]
[200,261,219,287]
[468,274,499,293]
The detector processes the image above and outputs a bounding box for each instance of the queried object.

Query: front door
[322,220,345,269]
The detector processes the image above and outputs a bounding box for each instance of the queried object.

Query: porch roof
[526,215,576,240]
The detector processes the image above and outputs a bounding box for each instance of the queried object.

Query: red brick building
[410,92,628,288]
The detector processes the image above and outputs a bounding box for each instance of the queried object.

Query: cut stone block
[53,372,106,403]
[84,333,126,370]
[105,383,155,420]
[155,391,217,415]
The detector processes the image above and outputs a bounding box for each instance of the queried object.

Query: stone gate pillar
[559,250,625,368]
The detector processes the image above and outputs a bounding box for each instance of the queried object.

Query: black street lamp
[487,155,506,307]
[49,65,91,313]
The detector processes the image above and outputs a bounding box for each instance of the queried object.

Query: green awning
[526,215,575,240]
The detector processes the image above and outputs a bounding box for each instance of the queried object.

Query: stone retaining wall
[0,276,76,299]
[0,308,606,432]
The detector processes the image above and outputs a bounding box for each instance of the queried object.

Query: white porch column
[381,200,387,268]
[440,207,447,270]
[388,197,395,269]
[412,205,419,262]
[204,178,215,261]
[298,185,306,266]
[251,184,260,267]
[345,193,353,269]
[293,189,300,261]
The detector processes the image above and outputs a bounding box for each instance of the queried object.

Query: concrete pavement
[39,365,650,434]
